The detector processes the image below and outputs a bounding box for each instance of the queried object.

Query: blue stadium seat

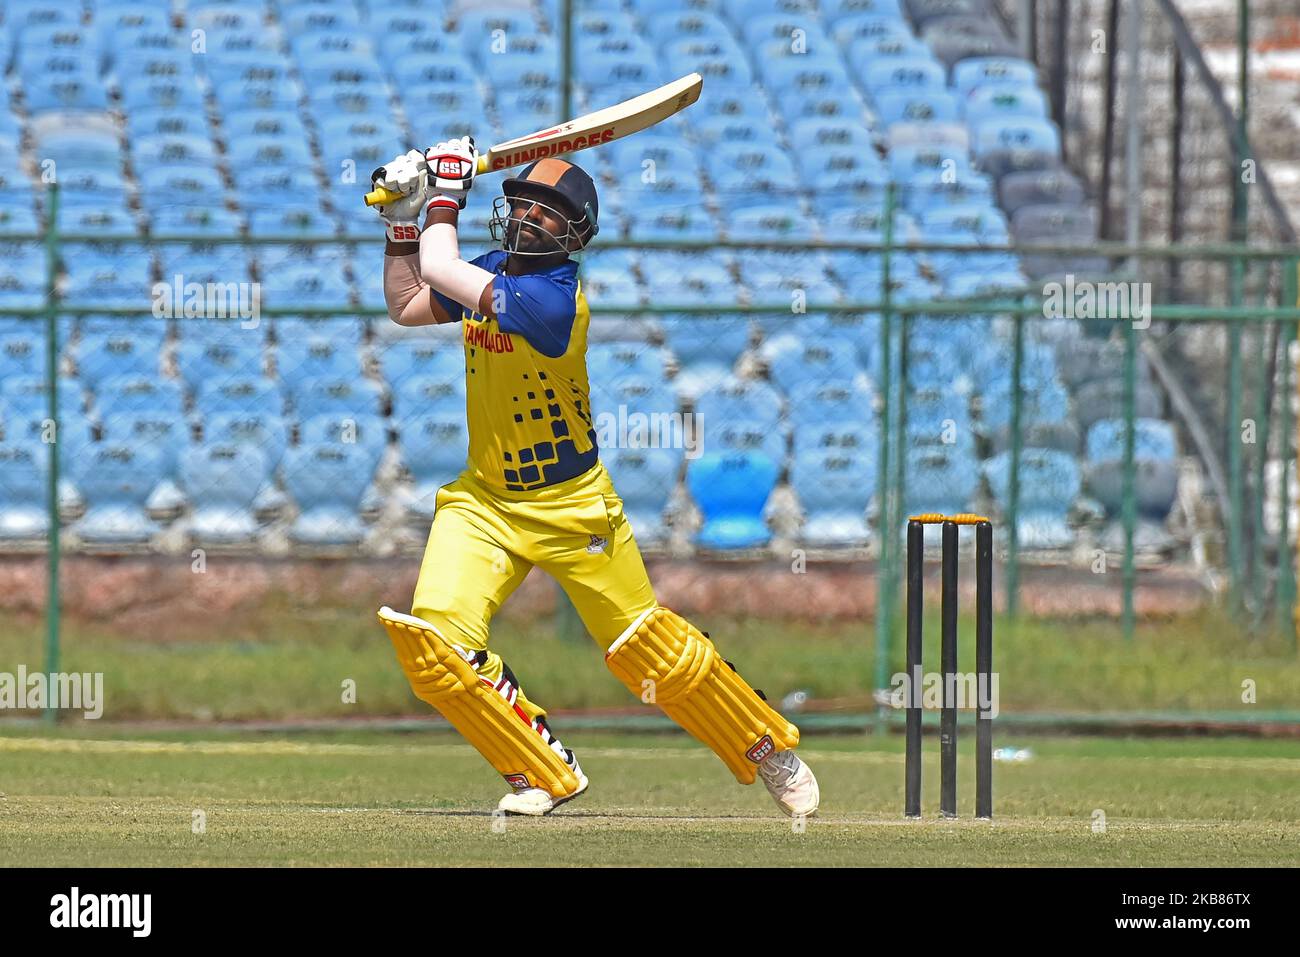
[494,88,559,124]
[687,452,777,550]
[589,345,672,386]
[952,56,1039,97]
[63,248,152,307]
[288,375,382,420]
[708,143,799,196]
[203,411,289,469]
[1085,418,1178,519]
[981,377,1079,453]
[398,409,469,518]
[1,375,81,418]
[660,314,750,370]
[214,77,300,113]
[625,206,720,241]
[180,442,269,544]
[277,337,365,402]
[379,341,465,392]
[76,328,166,390]
[95,375,184,419]
[456,7,539,41]
[151,207,245,238]
[300,412,389,468]
[984,447,1081,549]
[0,441,50,540]
[282,443,377,546]
[762,336,865,395]
[70,442,164,545]
[0,243,47,310]
[281,2,362,35]
[0,331,45,380]
[861,56,947,93]
[889,142,972,180]
[276,315,365,345]
[604,446,681,548]
[847,36,931,75]
[225,109,310,142]
[904,445,980,519]
[787,379,876,431]
[58,206,139,238]
[646,10,733,45]
[99,410,188,476]
[260,265,352,309]
[197,376,284,416]
[175,339,265,395]
[696,376,783,430]
[973,117,1061,161]
[874,88,960,126]
[137,164,226,209]
[965,84,1049,124]
[120,75,203,111]
[226,136,313,170]
[823,0,905,21]
[791,446,874,546]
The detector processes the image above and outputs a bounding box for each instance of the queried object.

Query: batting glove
[371,149,430,242]
[424,136,477,212]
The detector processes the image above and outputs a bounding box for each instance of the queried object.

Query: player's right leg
[379,479,586,812]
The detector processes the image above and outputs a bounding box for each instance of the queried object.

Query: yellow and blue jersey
[430,250,598,492]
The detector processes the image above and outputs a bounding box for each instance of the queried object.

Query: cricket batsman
[371,137,819,817]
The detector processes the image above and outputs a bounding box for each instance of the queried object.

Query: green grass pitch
[2,727,1297,867]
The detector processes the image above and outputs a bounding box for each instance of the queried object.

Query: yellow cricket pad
[605,606,800,784]
[378,607,580,799]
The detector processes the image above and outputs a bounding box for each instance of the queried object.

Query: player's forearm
[419,212,494,315]
[383,247,449,326]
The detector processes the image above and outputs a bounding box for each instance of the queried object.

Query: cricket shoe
[497,751,589,816]
[759,749,820,818]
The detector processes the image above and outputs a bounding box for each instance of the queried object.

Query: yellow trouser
[410,460,658,722]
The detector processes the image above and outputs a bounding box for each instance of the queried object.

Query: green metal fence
[4,184,1300,726]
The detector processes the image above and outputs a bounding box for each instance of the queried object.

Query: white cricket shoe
[497,756,589,817]
[759,749,820,817]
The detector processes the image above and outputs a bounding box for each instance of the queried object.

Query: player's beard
[507,217,562,255]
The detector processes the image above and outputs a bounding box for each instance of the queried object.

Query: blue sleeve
[491,272,578,358]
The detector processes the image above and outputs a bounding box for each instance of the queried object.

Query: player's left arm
[417,137,499,317]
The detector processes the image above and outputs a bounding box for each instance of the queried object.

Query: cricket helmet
[490,157,600,254]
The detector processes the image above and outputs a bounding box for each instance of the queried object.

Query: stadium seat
[282,443,377,546]
[398,410,469,520]
[686,452,777,550]
[1085,419,1179,519]
[99,410,189,476]
[300,412,389,467]
[0,442,50,540]
[791,446,875,546]
[203,411,290,470]
[175,340,265,396]
[76,328,167,391]
[603,446,681,548]
[180,442,269,545]
[70,442,164,545]
[984,447,1081,549]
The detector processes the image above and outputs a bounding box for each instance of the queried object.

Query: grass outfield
[2,727,1298,867]
[2,606,1298,720]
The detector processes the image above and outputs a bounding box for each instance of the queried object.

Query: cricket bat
[364,72,703,207]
